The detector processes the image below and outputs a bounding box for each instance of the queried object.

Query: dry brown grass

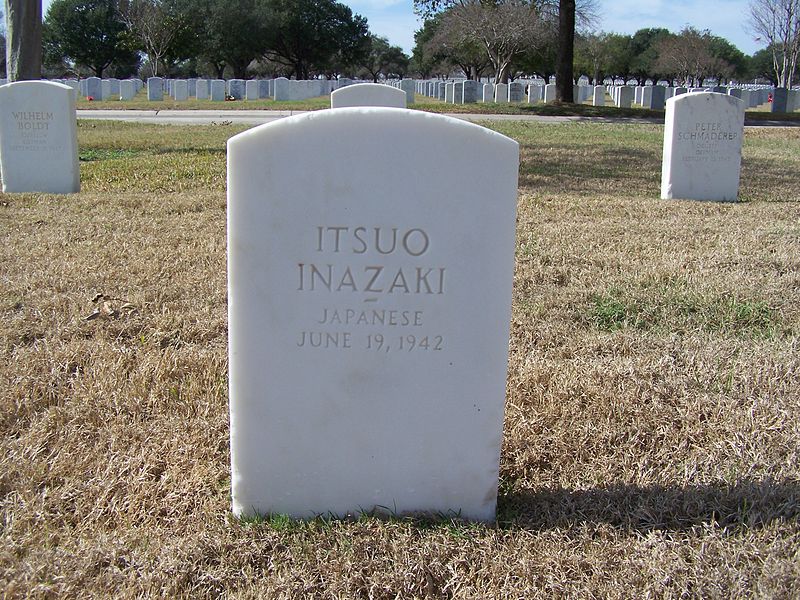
[1,120,799,598]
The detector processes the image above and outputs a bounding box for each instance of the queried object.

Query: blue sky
[348,0,761,56]
[42,0,761,58]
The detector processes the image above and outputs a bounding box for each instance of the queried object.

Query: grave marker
[227,108,519,522]
[661,92,744,202]
[147,77,163,101]
[330,83,406,108]
[0,81,79,193]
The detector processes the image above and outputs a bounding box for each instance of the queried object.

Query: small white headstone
[227,108,519,522]
[661,92,744,202]
[172,80,188,101]
[592,85,605,106]
[494,83,508,104]
[0,81,79,193]
[330,83,406,108]
[246,80,259,101]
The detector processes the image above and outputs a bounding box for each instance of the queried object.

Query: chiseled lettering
[364,266,384,292]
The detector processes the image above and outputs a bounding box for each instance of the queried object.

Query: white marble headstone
[330,83,406,108]
[227,108,519,522]
[0,81,79,193]
[661,92,744,202]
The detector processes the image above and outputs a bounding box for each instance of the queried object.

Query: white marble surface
[227,108,519,521]
[0,81,79,193]
[661,92,744,202]
[330,83,406,108]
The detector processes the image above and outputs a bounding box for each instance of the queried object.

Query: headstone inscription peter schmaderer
[661,92,744,202]
[227,108,519,522]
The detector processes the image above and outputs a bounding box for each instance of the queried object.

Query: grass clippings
[1,119,799,598]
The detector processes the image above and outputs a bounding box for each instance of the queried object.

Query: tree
[189,0,272,79]
[265,0,370,79]
[413,0,597,91]
[410,15,450,78]
[555,0,574,100]
[750,44,780,82]
[628,27,671,83]
[44,0,136,78]
[707,35,748,82]
[603,33,633,83]
[654,27,727,86]
[5,0,42,80]
[574,31,609,83]
[747,0,800,87]
[120,0,192,77]
[434,1,545,83]
[360,35,409,81]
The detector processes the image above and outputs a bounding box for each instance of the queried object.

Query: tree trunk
[555,0,575,102]
[5,0,42,81]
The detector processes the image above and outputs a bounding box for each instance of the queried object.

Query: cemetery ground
[2,119,799,598]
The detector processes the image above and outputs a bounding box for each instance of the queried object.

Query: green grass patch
[589,286,780,337]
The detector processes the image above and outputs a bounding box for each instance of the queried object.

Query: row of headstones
[29,76,370,102]
[608,84,799,112]
[144,77,336,102]
[0,78,751,205]
[409,78,799,113]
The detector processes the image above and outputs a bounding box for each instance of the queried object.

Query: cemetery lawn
[2,119,799,598]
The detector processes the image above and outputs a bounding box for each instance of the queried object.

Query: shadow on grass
[741,156,800,202]
[498,479,800,532]
[519,145,661,194]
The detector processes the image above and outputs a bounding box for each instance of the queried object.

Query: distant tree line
[42,0,408,80]
[410,0,798,87]
[36,0,800,91]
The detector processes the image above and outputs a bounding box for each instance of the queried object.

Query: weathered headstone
[273,77,290,101]
[196,79,210,100]
[210,79,226,101]
[617,86,633,108]
[0,81,80,193]
[508,82,524,103]
[147,77,163,101]
[527,84,542,103]
[494,83,508,103]
[771,87,788,113]
[228,79,245,100]
[482,83,494,103]
[543,83,556,103]
[445,82,454,103]
[592,85,605,106]
[330,83,406,108]
[258,79,271,99]
[462,80,478,103]
[119,79,136,101]
[246,80,260,100]
[173,79,188,101]
[86,76,101,100]
[399,79,415,104]
[227,108,519,521]
[647,85,666,110]
[661,92,744,202]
